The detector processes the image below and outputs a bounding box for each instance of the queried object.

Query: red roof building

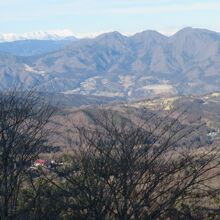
[34,159,47,167]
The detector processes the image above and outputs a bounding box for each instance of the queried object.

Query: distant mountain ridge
[0,39,76,57]
[1,27,220,99]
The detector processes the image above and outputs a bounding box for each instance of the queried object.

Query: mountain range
[0,39,76,57]
[1,27,220,99]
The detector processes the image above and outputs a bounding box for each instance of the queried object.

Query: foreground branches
[49,110,220,219]
[0,90,55,220]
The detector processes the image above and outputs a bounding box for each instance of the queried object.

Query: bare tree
[50,109,220,219]
[0,89,55,220]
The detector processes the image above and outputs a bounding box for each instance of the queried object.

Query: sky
[0,0,220,37]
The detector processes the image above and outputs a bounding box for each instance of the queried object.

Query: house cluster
[31,159,63,169]
[207,129,220,141]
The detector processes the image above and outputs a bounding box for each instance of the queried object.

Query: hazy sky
[0,0,220,36]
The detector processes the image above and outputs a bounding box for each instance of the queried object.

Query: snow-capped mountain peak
[0,29,77,42]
